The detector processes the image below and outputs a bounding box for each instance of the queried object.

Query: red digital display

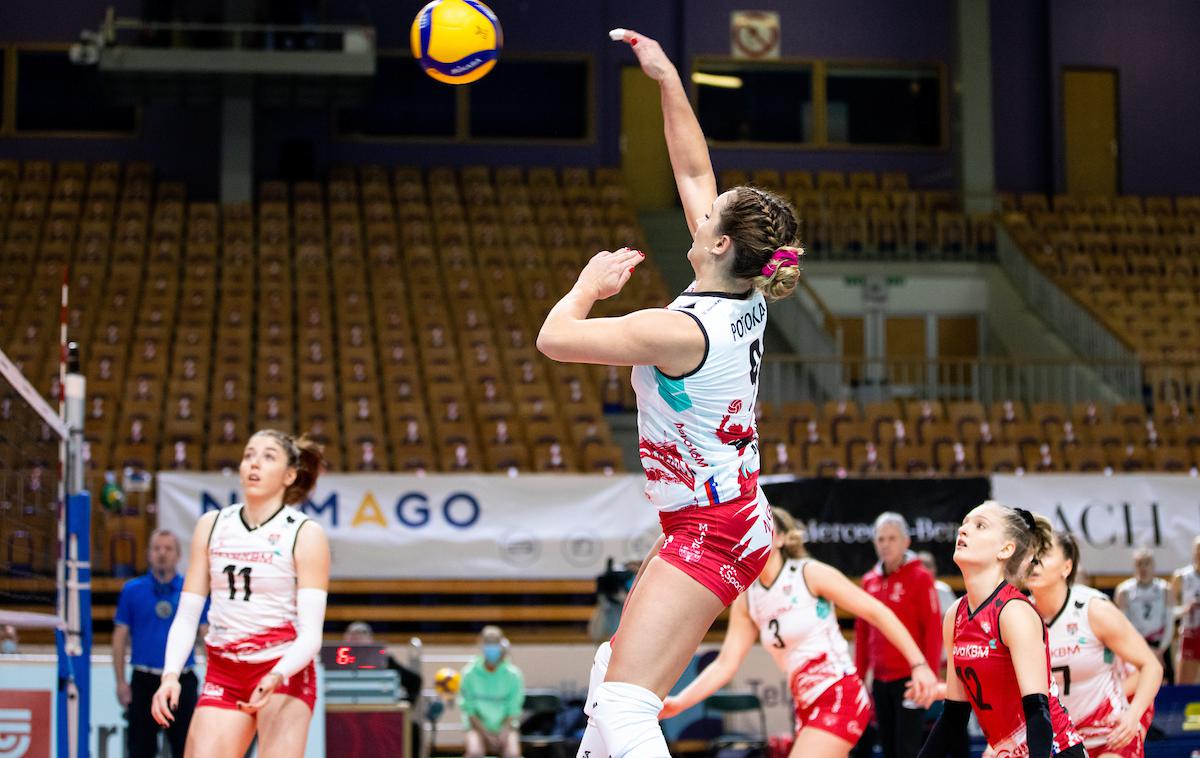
[321,644,391,670]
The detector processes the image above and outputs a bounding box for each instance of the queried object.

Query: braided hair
[719,187,804,301]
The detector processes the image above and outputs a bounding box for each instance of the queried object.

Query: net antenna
[0,334,90,758]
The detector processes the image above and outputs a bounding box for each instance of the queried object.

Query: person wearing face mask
[0,625,18,654]
[459,625,525,758]
[150,429,330,758]
[113,529,210,758]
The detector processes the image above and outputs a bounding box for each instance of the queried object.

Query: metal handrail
[95,6,374,47]
[759,354,1150,407]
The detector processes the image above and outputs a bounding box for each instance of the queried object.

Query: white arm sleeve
[270,588,328,681]
[162,591,206,676]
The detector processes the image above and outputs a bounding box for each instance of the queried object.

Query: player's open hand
[1105,708,1141,750]
[574,247,645,301]
[609,29,677,83]
[150,675,181,727]
[903,665,940,709]
[237,671,283,714]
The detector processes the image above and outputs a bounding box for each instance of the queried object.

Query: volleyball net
[0,343,90,758]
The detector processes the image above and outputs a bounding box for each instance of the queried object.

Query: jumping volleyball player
[1022,531,1162,758]
[659,508,938,758]
[537,26,803,756]
[150,430,330,757]
[918,502,1084,758]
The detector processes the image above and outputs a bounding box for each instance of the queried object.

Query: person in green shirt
[459,625,525,758]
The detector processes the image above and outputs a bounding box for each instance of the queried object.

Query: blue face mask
[1,639,16,654]
[483,643,503,664]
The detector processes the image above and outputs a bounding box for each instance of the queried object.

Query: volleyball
[410,0,503,85]
[433,666,462,695]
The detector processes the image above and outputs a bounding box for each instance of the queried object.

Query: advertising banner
[763,478,991,576]
[991,474,1200,574]
[157,473,662,579]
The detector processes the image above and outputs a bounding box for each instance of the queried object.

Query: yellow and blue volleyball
[410,0,503,85]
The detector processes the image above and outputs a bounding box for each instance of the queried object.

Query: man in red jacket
[854,512,942,758]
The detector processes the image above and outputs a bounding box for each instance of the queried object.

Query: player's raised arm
[611,28,718,237]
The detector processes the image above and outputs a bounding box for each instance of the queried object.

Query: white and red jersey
[1041,585,1129,750]
[1176,565,1200,633]
[746,559,857,709]
[1116,576,1171,642]
[952,582,1082,757]
[205,503,310,663]
[632,286,766,512]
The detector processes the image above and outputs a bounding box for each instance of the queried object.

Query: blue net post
[57,491,91,758]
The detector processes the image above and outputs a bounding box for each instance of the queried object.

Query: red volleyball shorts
[793,674,873,746]
[1082,705,1151,758]
[197,647,317,712]
[656,495,773,606]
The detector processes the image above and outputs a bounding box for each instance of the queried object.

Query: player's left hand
[903,665,940,709]
[1105,708,1141,750]
[573,247,645,301]
[237,672,283,714]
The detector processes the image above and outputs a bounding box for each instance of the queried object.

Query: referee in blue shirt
[113,529,208,757]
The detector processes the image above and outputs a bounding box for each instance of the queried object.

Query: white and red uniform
[952,582,1083,757]
[746,558,872,744]
[1043,585,1147,757]
[632,287,773,605]
[1116,576,1171,647]
[1176,565,1200,660]
[199,503,317,710]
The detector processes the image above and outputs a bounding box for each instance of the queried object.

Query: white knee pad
[576,719,607,758]
[591,681,670,758]
[583,641,613,719]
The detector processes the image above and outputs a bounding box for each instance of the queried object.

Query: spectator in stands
[1,625,18,654]
[342,621,422,703]
[1116,547,1175,685]
[856,513,942,758]
[1171,536,1200,684]
[590,557,638,642]
[113,529,208,758]
[459,625,524,758]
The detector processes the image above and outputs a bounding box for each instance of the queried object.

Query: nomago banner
[991,474,1200,574]
[157,473,662,579]
[762,478,990,576]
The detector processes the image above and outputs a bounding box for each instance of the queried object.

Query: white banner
[991,474,1200,574]
[157,473,662,579]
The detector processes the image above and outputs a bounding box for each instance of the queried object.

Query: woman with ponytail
[919,502,1084,758]
[538,26,804,758]
[150,430,329,757]
[1023,531,1161,758]
[657,508,938,758]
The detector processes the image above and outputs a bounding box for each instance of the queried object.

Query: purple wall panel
[0,1,136,42]
[1049,0,1200,195]
[989,0,1051,193]
[683,0,954,60]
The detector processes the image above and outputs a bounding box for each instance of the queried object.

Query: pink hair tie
[761,248,799,276]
